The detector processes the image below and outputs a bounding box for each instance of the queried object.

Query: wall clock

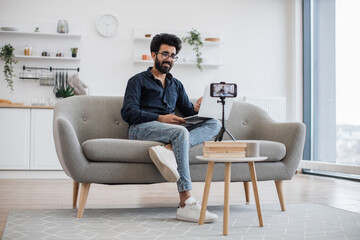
[95,14,119,38]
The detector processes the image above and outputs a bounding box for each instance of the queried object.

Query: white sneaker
[176,196,218,223]
[149,146,180,182]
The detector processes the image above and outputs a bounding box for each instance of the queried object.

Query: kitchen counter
[0,104,54,109]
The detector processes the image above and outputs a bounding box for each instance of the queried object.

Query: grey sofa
[53,96,305,218]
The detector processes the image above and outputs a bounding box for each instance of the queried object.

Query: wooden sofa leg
[73,181,80,209]
[77,183,91,218]
[243,181,250,204]
[275,180,286,211]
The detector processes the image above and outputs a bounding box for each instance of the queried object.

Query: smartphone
[210,83,237,98]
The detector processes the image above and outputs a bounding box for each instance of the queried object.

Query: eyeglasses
[156,51,178,61]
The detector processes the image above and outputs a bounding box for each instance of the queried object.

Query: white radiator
[243,96,286,122]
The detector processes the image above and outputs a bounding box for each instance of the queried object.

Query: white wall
[0,0,302,121]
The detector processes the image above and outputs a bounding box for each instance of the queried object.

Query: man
[121,33,221,223]
[219,86,226,97]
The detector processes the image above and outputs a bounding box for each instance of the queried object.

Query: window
[303,0,360,178]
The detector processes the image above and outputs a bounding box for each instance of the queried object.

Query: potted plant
[71,47,78,58]
[182,28,203,71]
[54,72,75,98]
[0,44,18,92]
[57,85,75,98]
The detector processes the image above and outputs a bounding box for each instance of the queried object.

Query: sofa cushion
[258,140,287,161]
[83,138,286,164]
[82,138,161,163]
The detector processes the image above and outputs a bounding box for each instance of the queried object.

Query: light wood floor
[1,173,360,238]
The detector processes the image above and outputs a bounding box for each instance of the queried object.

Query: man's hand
[194,97,203,112]
[158,114,186,124]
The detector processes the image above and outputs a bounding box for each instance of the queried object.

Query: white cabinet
[0,108,30,169]
[30,109,61,170]
[0,108,61,170]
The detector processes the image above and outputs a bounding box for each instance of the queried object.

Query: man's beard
[155,56,173,74]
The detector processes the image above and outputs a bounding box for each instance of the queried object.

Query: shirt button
[242,121,248,125]
[114,120,119,125]
[82,117,87,122]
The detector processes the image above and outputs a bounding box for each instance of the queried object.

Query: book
[203,146,246,152]
[203,141,247,148]
[203,141,248,158]
[203,151,246,158]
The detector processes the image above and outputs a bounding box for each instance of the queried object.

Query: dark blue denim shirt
[121,67,197,125]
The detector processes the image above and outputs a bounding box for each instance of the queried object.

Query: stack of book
[203,141,247,158]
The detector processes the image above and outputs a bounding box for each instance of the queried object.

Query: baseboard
[0,170,70,179]
[300,160,360,175]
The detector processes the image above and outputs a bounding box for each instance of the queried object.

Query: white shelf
[134,60,223,67]
[0,30,81,39]
[134,37,223,46]
[15,55,81,61]
[133,27,223,70]
[203,41,224,46]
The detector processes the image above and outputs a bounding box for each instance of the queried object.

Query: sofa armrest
[254,120,306,178]
[53,116,89,181]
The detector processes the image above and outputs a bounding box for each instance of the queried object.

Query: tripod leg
[225,129,236,141]
[215,128,225,142]
[219,131,223,141]
[214,132,220,142]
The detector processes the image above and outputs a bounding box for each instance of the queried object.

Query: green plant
[71,47,78,54]
[182,28,203,71]
[55,73,75,98]
[57,85,75,98]
[0,44,18,92]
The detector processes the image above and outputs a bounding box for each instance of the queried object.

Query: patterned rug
[3,203,360,240]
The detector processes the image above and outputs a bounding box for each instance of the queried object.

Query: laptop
[183,85,234,125]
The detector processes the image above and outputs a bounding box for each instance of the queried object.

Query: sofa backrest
[54,96,128,144]
[54,95,275,143]
[226,100,274,140]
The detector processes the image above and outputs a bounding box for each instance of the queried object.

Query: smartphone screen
[210,83,237,97]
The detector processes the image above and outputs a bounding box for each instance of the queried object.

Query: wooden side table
[196,156,267,236]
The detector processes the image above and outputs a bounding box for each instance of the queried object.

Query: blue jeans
[128,119,221,192]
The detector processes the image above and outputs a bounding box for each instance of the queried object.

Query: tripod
[214,96,236,142]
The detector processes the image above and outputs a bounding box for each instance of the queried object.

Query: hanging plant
[182,28,203,71]
[0,44,17,92]
[0,44,18,92]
